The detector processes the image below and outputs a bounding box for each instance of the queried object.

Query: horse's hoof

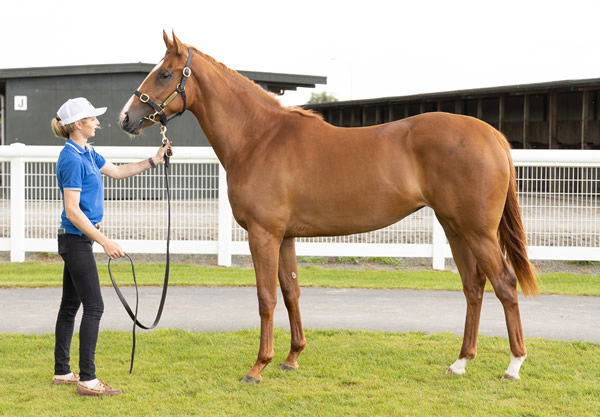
[241,375,261,384]
[281,363,297,371]
[444,367,465,376]
[500,373,520,381]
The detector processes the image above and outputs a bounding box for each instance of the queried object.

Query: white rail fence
[1,143,599,268]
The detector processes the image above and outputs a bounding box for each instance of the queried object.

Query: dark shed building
[0,64,326,147]
[305,78,600,149]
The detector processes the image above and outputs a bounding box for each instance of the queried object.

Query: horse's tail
[497,134,538,297]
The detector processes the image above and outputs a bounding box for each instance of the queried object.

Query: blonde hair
[51,117,76,139]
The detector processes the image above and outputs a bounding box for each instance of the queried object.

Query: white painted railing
[1,143,599,268]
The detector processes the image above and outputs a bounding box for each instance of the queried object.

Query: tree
[306,92,338,104]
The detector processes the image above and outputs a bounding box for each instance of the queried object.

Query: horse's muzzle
[119,112,142,135]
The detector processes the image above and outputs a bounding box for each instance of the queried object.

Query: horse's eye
[159,71,172,80]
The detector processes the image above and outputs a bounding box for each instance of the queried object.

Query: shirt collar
[66,139,91,154]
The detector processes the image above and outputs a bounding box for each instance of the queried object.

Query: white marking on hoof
[503,353,526,380]
[445,358,469,375]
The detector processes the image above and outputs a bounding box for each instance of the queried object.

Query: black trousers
[55,234,104,381]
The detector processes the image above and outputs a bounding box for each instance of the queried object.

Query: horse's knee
[257,294,277,317]
[281,287,300,309]
[283,297,299,310]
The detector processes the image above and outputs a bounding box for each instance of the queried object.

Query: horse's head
[120,31,195,135]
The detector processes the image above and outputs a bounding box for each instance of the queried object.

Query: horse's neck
[188,54,282,170]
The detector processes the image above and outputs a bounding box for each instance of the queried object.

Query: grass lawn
[1,262,599,296]
[0,329,598,417]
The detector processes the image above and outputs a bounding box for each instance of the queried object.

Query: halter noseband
[134,48,194,126]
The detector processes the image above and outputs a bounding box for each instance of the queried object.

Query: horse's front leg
[278,237,306,371]
[241,225,282,383]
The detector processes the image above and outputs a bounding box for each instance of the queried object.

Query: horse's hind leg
[277,237,306,371]
[438,218,487,376]
[465,233,527,380]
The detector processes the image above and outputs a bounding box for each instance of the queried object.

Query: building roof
[305,77,600,109]
[239,70,326,94]
[0,63,326,94]
[0,63,154,78]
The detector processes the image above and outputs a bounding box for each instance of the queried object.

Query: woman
[50,97,172,396]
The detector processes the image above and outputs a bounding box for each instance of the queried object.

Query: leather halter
[134,48,193,126]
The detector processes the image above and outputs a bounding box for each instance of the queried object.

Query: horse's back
[301,111,511,197]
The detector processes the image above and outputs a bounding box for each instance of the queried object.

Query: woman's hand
[102,239,124,260]
[152,141,173,165]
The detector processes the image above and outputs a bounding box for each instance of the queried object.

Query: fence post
[431,215,446,270]
[217,162,232,266]
[10,143,26,262]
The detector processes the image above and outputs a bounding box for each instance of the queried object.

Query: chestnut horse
[120,32,537,382]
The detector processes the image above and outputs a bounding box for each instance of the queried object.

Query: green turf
[1,262,599,296]
[0,329,598,416]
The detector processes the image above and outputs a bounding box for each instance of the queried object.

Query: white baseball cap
[57,97,107,124]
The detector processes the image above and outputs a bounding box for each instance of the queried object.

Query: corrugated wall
[5,73,210,147]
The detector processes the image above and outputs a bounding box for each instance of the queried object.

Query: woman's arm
[100,142,172,180]
[64,189,124,259]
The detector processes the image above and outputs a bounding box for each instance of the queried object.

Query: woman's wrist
[148,156,156,168]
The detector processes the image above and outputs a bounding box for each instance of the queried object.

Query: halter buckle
[182,67,191,77]
[145,112,160,123]
[139,93,150,103]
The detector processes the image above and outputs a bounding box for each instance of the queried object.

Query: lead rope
[108,129,172,373]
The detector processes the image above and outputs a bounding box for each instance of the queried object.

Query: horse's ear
[172,30,184,56]
[163,30,173,49]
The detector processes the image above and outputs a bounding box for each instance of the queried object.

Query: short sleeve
[58,157,83,190]
[92,149,106,170]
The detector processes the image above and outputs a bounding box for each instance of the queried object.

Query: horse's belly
[286,198,422,238]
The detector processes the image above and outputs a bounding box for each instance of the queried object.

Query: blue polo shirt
[56,139,106,235]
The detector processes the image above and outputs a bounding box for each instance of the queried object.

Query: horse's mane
[187,46,323,121]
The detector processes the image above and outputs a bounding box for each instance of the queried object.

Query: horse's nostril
[120,112,130,130]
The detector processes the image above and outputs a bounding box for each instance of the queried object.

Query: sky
[2,0,600,106]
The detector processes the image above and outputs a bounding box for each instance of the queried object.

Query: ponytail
[51,116,75,139]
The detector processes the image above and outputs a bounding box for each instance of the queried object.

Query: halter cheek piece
[134,48,194,126]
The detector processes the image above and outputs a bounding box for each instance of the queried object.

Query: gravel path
[2,286,599,343]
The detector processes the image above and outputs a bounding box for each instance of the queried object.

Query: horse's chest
[226,184,268,229]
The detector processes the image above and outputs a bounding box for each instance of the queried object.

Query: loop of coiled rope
[108,154,171,373]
